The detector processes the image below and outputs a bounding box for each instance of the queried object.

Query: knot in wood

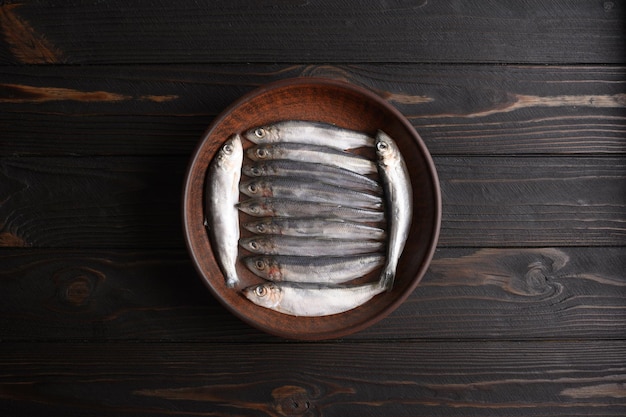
[522,263,550,295]
[272,385,315,417]
[53,266,105,308]
[65,276,92,306]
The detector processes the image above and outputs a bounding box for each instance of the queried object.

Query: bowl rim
[182,76,442,340]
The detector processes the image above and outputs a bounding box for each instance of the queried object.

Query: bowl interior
[183,78,441,340]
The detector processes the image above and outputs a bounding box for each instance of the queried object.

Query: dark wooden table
[1,1,625,415]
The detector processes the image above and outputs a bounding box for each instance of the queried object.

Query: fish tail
[225,276,239,288]
[380,270,395,292]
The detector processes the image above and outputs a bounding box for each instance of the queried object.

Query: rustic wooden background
[1,1,625,415]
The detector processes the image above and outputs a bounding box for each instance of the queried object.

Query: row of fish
[205,120,412,317]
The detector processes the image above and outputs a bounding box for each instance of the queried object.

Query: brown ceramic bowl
[183,78,441,340]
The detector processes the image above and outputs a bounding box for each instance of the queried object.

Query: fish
[242,159,382,194]
[239,177,384,210]
[239,235,384,257]
[205,133,244,288]
[244,120,375,151]
[242,280,386,316]
[243,217,386,241]
[242,254,385,284]
[375,130,413,291]
[246,142,377,175]
[237,198,385,223]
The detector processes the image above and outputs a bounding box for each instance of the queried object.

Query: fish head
[244,125,280,144]
[374,130,400,164]
[247,145,277,161]
[243,282,283,308]
[244,219,280,235]
[243,256,283,280]
[240,179,272,198]
[242,162,270,177]
[237,199,274,216]
[213,134,244,170]
[239,237,273,254]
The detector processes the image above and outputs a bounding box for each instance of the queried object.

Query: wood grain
[437,156,626,247]
[0,1,623,64]
[0,64,624,156]
[1,247,623,342]
[0,156,186,248]
[1,156,623,248]
[0,341,624,416]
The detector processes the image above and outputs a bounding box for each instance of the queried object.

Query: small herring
[242,159,382,194]
[243,254,385,284]
[239,235,384,257]
[205,134,244,288]
[239,177,384,210]
[244,120,375,151]
[375,130,413,291]
[247,142,377,175]
[243,217,386,240]
[243,281,387,317]
[237,198,385,223]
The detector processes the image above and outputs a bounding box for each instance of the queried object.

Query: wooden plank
[1,64,625,156]
[0,1,623,65]
[1,247,623,342]
[0,156,186,249]
[388,246,626,340]
[1,156,623,249]
[437,156,626,247]
[0,341,624,416]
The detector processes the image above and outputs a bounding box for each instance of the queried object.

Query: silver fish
[247,143,377,175]
[205,134,244,288]
[244,217,386,241]
[375,130,413,291]
[240,177,383,210]
[239,235,384,257]
[242,254,385,284]
[243,281,386,316]
[237,198,385,223]
[242,159,382,194]
[244,120,375,151]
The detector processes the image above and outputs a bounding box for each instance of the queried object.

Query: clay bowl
[183,77,441,340]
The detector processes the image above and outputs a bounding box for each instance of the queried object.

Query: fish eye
[255,285,267,297]
[249,241,259,250]
[257,224,266,233]
[250,167,261,176]
[256,149,268,158]
[248,184,258,193]
[254,128,266,138]
[223,143,233,154]
[255,260,266,270]
[376,141,388,152]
